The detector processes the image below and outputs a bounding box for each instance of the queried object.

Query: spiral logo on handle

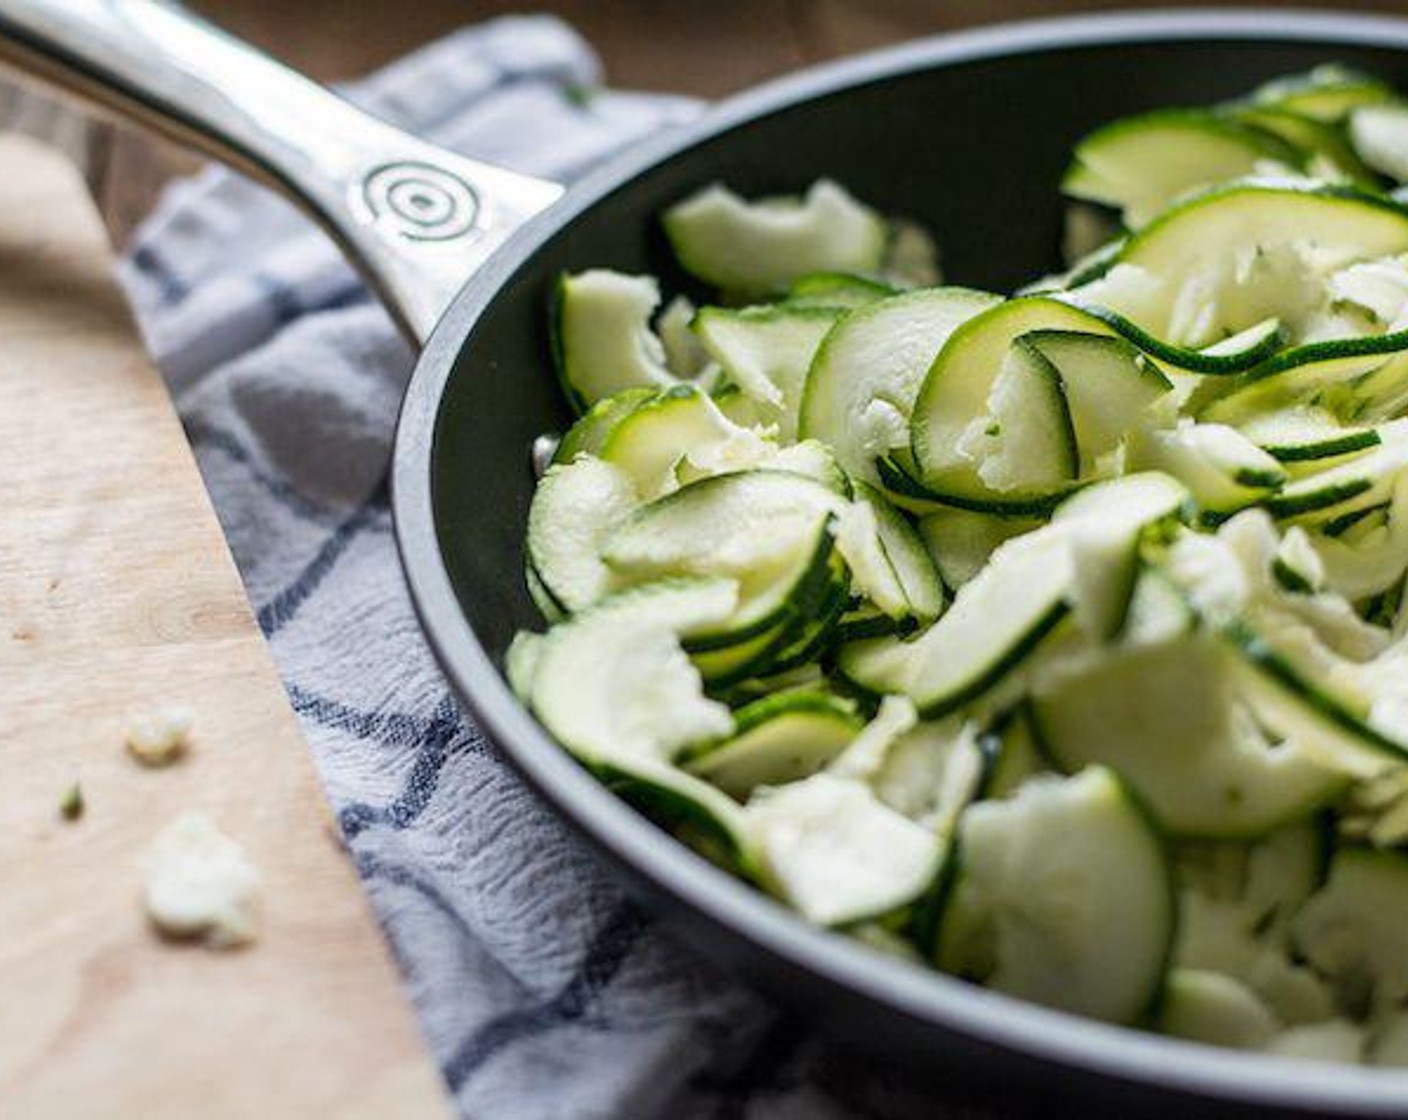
[358,161,479,243]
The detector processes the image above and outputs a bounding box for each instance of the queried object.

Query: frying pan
[6,4,1408,1114]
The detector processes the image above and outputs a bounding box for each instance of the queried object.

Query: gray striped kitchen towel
[114,15,989,1120]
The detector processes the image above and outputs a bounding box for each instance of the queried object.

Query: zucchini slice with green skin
[959,337,1080,496]
[1293,847,1408,1013]
[1230,104,1380,187]
[911,297,1112,497]
[1062,109,1300,229]
[527,577,738,765]
[935,767,1175,1025]
[746,771,946,927]
[1127,422,1287,520]
[692,304,841,437]
[1238,406,1381,465]
[799,287,1001,485]
[1092,181,1408,344]
[1262,420,1408,521]
[1024,330,1173,470]
[1158,971,1280,1050]
[1199,329,1408,425]
[662,180,889,298]
[1031,630,1346,839]
[857,481,945,624]
[526,455,638,613]
[553,387,655,465]
[1350,102,1408,184]
[785,271,899,309]
[1221,617,1408,777]
[553,270,678,409]
[603,470,843,651]
[1250,65,1393,123]
[836,526,1073,716]
[918,506,1040,591]
[685,691,863,799]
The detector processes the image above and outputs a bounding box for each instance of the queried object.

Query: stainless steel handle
[0,0,564,343]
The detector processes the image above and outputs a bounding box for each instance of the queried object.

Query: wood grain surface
[0,134,451,1120]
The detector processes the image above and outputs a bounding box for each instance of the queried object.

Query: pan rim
[394,8,1408,1110]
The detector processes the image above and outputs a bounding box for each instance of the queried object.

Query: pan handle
[0,0,565,343]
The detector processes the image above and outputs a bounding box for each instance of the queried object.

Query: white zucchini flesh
[685,695,862,800]
[692,305,840,437]
[1024,329,1173,469]
[554,270,677,407]
[1032,631,1345,839]
[662,180,888,297]
[602,470,844,644]
[960,337,1079,494]
[527,578,739,767]
[846,481,945,623]
[917,507,1039,590]
[1097,182,1408,344]
[798,287,1001,485]
[1062,110,1298,229]
[1237,406,1381,465]
[911,297,1116,490]
[936,767,1174,1025]
[1293,848,1408,1013]
[837,526,1073,716]
[1126,421,1287,516]
[599,384,773,500]
[1158,970,1280,1050]
[1350,103,1408,184]
[526,455,638,613]
[746,772,945,927]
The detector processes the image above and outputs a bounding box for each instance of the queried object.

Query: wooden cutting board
[0,135,451,1119]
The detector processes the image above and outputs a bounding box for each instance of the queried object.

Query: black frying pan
[8,5,1408,1114]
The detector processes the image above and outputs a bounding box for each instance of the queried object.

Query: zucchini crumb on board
[507,63,1408,1062]
[143,811,262,949]
[124,705,195,767]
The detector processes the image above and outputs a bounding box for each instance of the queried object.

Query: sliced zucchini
[1094,182,1408,345]
[553,270,677,408]
[840,481,946,624]
[599,384,771,499]
[526,455,637,612]
[1238,405,1381,465]
[917,506,1039,591]
[746,772,946,927]
[663,180,888,297]
[868,717,989,830]
[1266,1021,1366,1063]
[837,526,1072,717]
[685,691,863,799]
[1293,847,1408,1013]
[553,387,655,465]
[1127,421,1287,519]
[1230,104,1379,186]
[1025,330,1173,470]
[1063,109,1299,229]
[692,304,840,437]
[527,577,738,768]
[799,287,1001,485]
[1032,630,1345,839]
[981,706,1049,799]
[1263,420,1408,521]
[1350,102,1408,184]
[935,767,1175,1025]
[959,337,1079,496]
[657,295,715,379]
[603,470,842,650]
[785,271,898,309]
[1159,970,1280,1051]
[1251,65,1392,123]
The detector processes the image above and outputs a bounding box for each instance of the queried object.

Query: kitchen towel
[117,17,980,1120]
